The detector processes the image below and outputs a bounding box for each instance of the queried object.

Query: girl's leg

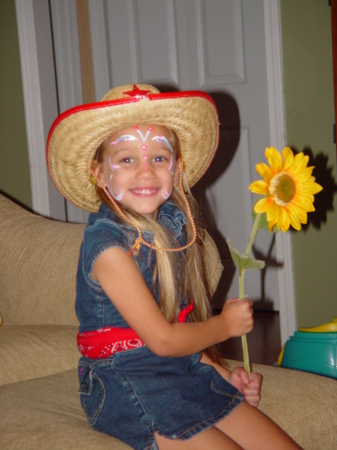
[154,428,244,450]
[154,402,302,450]
[199,354,302,449]
[215,401,303,450]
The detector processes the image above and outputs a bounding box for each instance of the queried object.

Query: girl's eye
[153,156,167,163]
[121,157,134,163]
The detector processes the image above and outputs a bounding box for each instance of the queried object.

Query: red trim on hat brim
[47,90,216,151]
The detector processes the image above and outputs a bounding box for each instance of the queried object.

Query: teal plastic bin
[278,319,337,379]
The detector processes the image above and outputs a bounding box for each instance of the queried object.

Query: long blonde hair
[93,130,220,361]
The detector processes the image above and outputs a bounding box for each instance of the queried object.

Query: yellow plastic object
[298,317,337,333]
[277,344,286,367]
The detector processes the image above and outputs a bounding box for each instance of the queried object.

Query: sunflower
[249,147,322,232]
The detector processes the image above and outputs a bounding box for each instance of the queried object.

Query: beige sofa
[1,192,336,449]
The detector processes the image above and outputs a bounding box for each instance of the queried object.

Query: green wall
[280,0,337,327]
[0,1,32,208]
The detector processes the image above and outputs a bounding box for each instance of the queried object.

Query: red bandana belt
[77,302,194,359]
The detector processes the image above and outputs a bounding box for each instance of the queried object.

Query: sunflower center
[269,172,296,206]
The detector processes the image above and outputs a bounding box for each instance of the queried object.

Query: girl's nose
[136,160,155,179]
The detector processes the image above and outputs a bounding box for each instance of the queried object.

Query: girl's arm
[92,247,253,358]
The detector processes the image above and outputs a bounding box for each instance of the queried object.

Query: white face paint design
[133,125,153,170]
[168,155,174,175]
[151,135,174,154]
[134,125,153,142]
[106,156,122,200]
[162,187,173,200]
[110,135,137,147]
[108,174,124,201]
[152,135,174,175]
[109,156,120,171]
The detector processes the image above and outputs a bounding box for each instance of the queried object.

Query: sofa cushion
[0,193,84,326]
[1,362,337,449]
[0,369,132,449]
[0,325,79,385]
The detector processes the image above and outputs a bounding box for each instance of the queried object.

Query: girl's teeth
[134,189,155,194]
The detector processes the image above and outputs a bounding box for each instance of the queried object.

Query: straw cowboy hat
[47,84,219,212]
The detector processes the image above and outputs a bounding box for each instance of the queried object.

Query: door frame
[15,0,296,345]
[331,0,337,156]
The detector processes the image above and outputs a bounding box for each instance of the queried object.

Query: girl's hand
[228,367,262,408]
[220,297,254,338]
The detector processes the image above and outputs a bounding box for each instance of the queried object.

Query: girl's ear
[173,158,181,186]
[91,161,107,188]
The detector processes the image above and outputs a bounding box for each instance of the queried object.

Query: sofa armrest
[0,193,84,326]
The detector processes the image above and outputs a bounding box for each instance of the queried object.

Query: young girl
[47,84,302,450]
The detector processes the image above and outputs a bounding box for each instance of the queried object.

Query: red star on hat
[123,84,151,98]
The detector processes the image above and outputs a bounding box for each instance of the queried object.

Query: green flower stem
[246,213,263,255]
[240,213,262,379]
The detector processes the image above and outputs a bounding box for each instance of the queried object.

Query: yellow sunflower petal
[265,147,283,172]
[288,204,307,224]
[298,208,308,224]
[282,215,291,232]
[256,163,273,182]
[266,203,279,222]
[268,216,278,232]
[249,180,269,195]
[307,181,323,195]
[289,208,302,230]
[294,195,315,212]
[254,197,272,214]
[293,166,314,181]
[297,181,322,195]
[294,190,315,203]
[282,147,294,170]
[296,194,315,204]
[293,152,309,171]
[276,207,288,230]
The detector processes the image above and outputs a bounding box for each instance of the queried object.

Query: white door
[85,0,278,310]
[16,0,296,343]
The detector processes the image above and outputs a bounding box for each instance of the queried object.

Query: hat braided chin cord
[100,156,197,254]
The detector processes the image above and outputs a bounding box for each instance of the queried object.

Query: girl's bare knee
[215,402,302,450]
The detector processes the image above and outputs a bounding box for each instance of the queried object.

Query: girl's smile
[130,188,160,196]
[93,124,180,219]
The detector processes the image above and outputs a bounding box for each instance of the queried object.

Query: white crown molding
[264,0,296,345]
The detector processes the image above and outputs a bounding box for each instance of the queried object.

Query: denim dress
[76,201,244,450]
